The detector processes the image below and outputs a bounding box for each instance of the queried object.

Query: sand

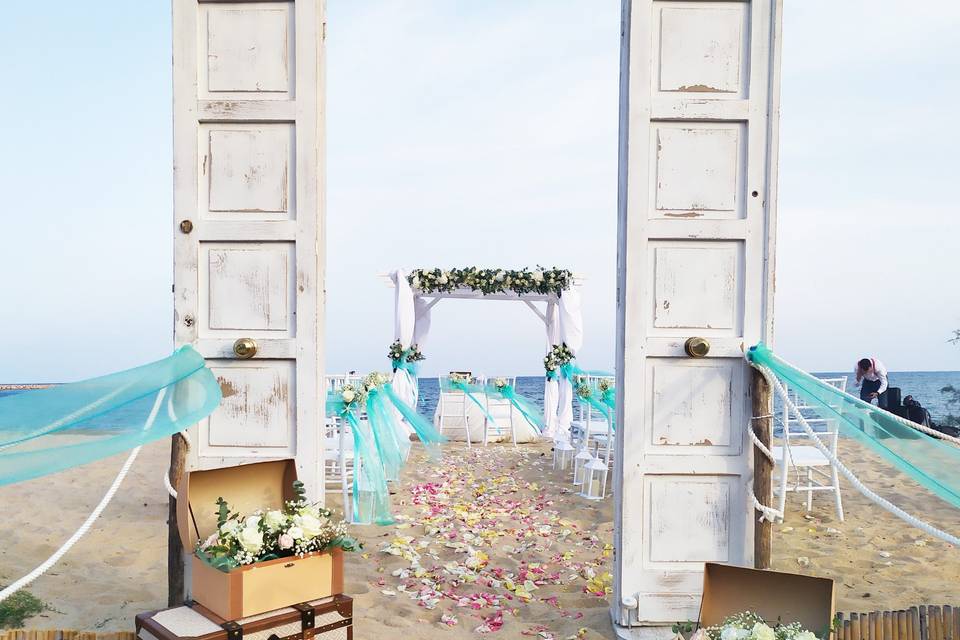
[2,438,959,636]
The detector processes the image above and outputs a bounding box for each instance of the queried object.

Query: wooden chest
[135,595,352,640]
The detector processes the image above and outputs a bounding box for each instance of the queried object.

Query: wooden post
[752,369,773,568]
[852,613,862,640]
[943,606,953,640]
[167,433,187,605]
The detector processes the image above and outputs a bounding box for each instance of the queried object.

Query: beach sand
[2,439,959,636]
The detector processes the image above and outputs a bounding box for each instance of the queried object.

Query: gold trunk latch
[684,337,710,358]
[233,338,258,359]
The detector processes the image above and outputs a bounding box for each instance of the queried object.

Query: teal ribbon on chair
[365,387,410,482]
[382,383,445,459]
[559,361,613,381]
[600,387,616,410]
[449,380,502,434]
[325,394,394,526]
[489,384,544,435]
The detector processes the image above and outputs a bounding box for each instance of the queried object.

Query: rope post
[751,368,773,569]
[167,432,187,606]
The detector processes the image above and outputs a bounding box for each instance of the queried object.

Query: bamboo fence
[836,606,960,640]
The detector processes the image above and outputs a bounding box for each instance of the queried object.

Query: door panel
[174,0,324,495]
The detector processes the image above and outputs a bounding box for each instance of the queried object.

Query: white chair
[322,375,358,520]
[483,376,517,446]
[772,376,847,521]
[436,373,473,447]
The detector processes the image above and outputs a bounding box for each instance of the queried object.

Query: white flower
[244,514,262,529]
[795,632,818,640]
[298,513,324,539]
[200,533,219,550]
[238,525,264,554]
[532,270,544,282]
[263,510,286,532]
[288,526,304,540]
[751,623,775,640]
[341,389,355,403]
[411,276,420,288]
[721,628,751,640]
[219,518,241,536]
[438,274,448,285]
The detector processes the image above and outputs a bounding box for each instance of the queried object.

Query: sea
[2,371,958,424]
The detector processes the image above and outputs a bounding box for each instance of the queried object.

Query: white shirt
[854,357,888,394]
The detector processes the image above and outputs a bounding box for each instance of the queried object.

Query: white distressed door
[173,0,325,496]
[614,0,782,634]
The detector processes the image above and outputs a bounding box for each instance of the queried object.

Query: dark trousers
[860,378,888,409]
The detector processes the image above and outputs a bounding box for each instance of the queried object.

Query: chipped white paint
[614,0,782,636]
[203,124,295,216]
[200,3,294,99]
[652,123,746,218]
[174,0,325,497]
[648,358,745,454]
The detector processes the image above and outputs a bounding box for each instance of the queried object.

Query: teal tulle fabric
[749,342,960,510]
[325,381,444,524]
[382,383,445,458]
[449,380,501,431]
[487,383,544,434]
[0,346,221,486]
[325,394,394,526]
[366,386,411,480]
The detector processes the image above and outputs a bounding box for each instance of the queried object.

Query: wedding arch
[383,267,584,439]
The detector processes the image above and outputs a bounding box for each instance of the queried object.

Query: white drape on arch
[551,287,583,442]
[390,270,417,434]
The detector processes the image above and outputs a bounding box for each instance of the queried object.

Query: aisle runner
[367,447,612,637]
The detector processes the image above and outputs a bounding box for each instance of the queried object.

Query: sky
[0,1,958,383]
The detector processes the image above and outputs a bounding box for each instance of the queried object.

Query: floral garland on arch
[408,267,573,297]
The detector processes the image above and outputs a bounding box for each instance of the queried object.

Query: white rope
[752,361,960,547]
[0,389,171,603]
[0,446,141,604]
[746,415,783,522]
[164,430,192,499]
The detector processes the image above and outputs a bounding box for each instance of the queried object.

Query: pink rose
[200,533,218,550]
[278,534,294,550]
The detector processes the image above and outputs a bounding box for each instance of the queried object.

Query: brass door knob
[684,337,710,358]
[233,338,258,359]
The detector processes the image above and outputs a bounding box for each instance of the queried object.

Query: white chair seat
[771,445,829,467]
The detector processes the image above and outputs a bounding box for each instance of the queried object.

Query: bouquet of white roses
[677,612,824,640]
[387,341,425,364]
[544,343,574,374]
[196,480,359,571]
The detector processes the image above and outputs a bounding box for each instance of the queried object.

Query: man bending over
[855,357,889,408]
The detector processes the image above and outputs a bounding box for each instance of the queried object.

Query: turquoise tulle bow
[487,383,544,435]
[325,395,394,526]
[559,361,613,381]
[448,380,502,433]
[382,383,445,458]
[365,387,410,481]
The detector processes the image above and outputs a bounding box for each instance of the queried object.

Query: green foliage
[0,589,45,628]
[216,496,230,529]
[408,267,574,297]
[673,621,697,635]
[292,480,307,502]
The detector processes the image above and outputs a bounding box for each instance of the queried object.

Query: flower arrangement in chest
[407,266,573,297]
[196,480,359,570]
[676,612,825,640]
